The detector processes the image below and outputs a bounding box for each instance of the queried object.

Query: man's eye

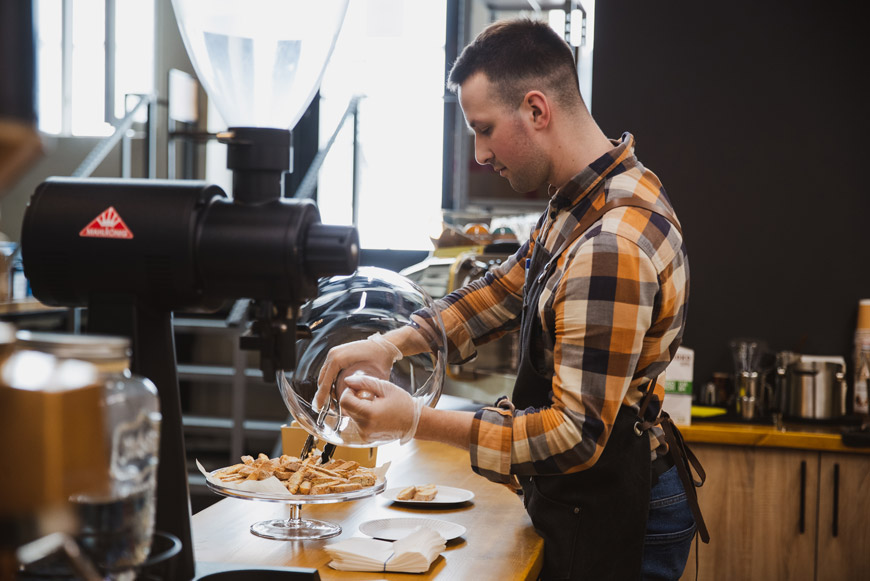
[478,127,491,136]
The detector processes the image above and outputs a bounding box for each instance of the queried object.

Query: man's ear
[523,91,550,129]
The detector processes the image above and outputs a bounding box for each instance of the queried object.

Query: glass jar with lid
[14,331,161,580]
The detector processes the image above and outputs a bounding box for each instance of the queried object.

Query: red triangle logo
[79,206,134,239]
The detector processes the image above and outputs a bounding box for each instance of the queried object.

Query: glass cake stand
[205,471,386,540]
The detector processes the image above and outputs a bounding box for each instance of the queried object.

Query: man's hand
[314,334,402,411]
[339,373,422,444]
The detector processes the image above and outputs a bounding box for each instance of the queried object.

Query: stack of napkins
[325,528,446,573]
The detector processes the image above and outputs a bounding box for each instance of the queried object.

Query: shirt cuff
[469,397,515,484]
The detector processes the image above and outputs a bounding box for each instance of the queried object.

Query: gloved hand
[339,372,423,445]
[314,333,403,412]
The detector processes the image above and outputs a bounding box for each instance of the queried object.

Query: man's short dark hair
[447,18,583,109]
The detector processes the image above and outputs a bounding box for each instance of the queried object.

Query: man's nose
[474,139,491,166]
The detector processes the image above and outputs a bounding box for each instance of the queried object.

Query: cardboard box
[281,422,377,467]
[663,346,693,426]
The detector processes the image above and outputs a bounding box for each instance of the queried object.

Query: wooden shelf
[0,298,65,316]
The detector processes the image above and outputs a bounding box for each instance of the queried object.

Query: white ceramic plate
[382,485,474,505]
[359,517,466,541]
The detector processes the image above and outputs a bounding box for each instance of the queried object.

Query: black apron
[514,197,699,580]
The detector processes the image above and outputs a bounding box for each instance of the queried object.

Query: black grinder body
[19,173,359,580]
[20,176,355,309]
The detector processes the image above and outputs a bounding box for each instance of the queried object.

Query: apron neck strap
[543,196,683,276]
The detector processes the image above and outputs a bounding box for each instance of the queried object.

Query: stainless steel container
[784,358,848,420]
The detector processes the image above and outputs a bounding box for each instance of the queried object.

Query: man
[318,18,706,580]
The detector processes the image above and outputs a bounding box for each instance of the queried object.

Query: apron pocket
[526,478,582,580]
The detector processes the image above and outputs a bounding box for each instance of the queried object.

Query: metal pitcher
[784,358,848,420]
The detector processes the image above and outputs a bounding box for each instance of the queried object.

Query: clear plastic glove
[314,333,403,411]
[339,372,422,445]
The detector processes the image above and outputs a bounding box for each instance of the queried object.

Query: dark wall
[592,1,869,387]
[0,0,35,120]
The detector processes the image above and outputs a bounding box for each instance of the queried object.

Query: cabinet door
[816,452,870,579]
[681,444,819,580]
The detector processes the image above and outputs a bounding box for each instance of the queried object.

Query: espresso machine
[18,1,355,578]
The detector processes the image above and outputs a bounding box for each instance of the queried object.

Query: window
[315,0,447,251]
[35,0,156,136]
[547,3,595,108]
[447,1,595,211]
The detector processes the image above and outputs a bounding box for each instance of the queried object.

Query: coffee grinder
[19,1,355,578]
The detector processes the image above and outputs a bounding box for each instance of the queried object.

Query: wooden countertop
[192,439,543,580]
[680,420,869,454]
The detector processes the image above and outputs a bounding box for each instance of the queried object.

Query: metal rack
[172,304,290,504]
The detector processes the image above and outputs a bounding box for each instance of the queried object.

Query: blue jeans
[642,465,696,580]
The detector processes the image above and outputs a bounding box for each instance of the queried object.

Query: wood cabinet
[681,443,870,580]
[815,452,870,580]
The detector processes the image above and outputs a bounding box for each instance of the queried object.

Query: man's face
[458,72,549,193]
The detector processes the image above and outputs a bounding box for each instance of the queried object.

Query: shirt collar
[549,132,638,211]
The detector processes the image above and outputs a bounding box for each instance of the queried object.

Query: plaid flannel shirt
[418,133,689,483]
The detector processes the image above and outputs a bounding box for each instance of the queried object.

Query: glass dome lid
[171,0,349,129]
[280,267,447,447]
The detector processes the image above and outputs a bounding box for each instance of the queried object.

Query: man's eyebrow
[467,120,484,131]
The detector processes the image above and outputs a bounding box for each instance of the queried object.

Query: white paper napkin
[325,527,446,573]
